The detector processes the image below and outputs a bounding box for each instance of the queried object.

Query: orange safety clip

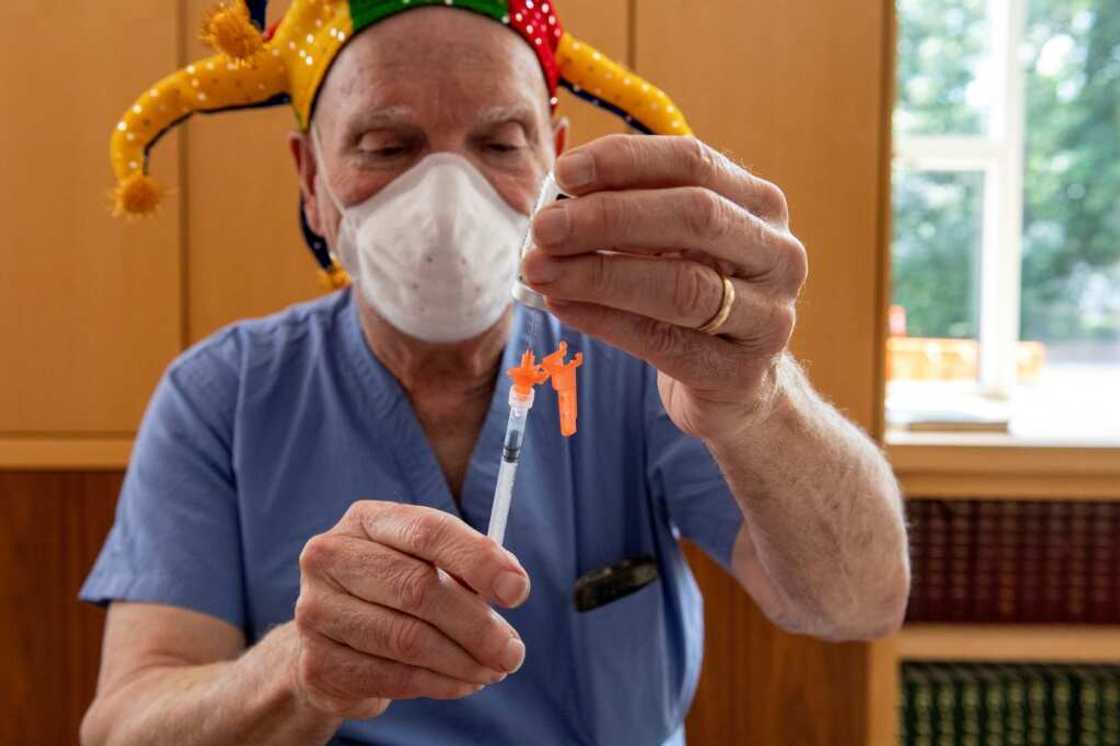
[541,341,584,437]
[507,349,549,397]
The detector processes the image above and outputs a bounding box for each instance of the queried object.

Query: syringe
[487,351,548,545]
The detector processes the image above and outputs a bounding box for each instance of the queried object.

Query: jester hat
[111,0,693,286]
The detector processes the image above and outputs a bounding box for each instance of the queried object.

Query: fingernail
[533,204,570,249]
[521,253,560,285]
[485,669,508,685]
[493,571,530,607]
[500,637,526,673]
[557,151,595,190]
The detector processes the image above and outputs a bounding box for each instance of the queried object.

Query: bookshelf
[873,448,1120,745]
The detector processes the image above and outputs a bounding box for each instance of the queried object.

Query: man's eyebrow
[346,105,417,132]
[475,104,539,128]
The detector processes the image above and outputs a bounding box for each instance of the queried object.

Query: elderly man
[82,2,909,744]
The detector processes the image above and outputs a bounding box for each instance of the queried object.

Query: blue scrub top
[80,289,744,746]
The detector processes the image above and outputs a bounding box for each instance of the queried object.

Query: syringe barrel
[487,386,538,545]
[502,397,530,462]
[487,458,520,545]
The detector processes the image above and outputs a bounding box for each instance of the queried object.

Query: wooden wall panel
[0,472,120,744]
[635,0,889,433]
[637,2,892,744]
[0,2,182,435]
[183,0,628,344]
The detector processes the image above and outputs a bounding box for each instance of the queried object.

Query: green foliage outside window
[893,0,1120,348]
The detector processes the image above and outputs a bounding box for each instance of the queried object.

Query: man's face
[297,7,559,247]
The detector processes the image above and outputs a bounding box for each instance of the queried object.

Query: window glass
[895,0,992,136]
[892,169,985,343]
[1017,0,1120,437]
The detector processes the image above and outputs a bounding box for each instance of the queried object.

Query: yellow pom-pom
[112,174,163,217]
[318,263,351,290]
[202,1,263,61]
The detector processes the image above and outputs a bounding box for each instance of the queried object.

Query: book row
[906,500,1120,624]
[901,662,1120,746]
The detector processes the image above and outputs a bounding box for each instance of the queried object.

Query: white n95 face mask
[312,129,529,344]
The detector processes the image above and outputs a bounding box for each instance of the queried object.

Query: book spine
[1087,503,1113,624]
[932,667,957,746]
[999,501,1024,623]
[1073,666,1100,746]
[910,664,934,746]
[1068,502,1091,623]
[926,502,949,622]
[974,501,1000,622]
[1024,665,1049,746]
[1042,501,1070,622]
[1102,667,1119,746]
[1051,664,1073,746]
[958,664,982,746]
[1004,665,1029,746]
[1113,505,1120,627]
[948,502,972,622]
[1020,502,1046,624]
[981,666,1007,745]
[907,500,926,622]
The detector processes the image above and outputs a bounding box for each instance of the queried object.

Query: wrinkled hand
[522,135,808,441]
[293,501,530,720]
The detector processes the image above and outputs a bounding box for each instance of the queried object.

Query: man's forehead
[316,9,548,128]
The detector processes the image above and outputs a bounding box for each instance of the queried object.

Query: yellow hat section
[110,0,355,217]
[556,33,692,137]
[270,0,354,128]
[110,52,289,214]
[109,1,692,219]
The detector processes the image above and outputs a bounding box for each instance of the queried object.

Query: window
[888,0,1120,441]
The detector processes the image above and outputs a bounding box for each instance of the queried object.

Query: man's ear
[288,130,323,236]
[552,116,570,158]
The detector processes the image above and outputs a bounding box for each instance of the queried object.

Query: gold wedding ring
[696,274,736,335]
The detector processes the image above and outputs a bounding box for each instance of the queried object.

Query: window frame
[893,0,1027,398]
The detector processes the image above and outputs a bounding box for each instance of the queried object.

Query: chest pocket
[569,579,676,746]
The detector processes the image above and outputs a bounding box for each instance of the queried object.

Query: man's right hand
[292,501,531,720]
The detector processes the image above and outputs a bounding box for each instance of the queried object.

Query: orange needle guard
[508,349,549,398]
[541,342,584,438]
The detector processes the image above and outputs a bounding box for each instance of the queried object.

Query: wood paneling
[0,472,120,744]
[634,0,890,434]
[636,2,893,743]
[0,438,133,471]
[0,2,182,434]
[183,0,629,343]
[684,547,871,746]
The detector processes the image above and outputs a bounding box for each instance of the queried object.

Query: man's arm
[81,604,341,746]
[82,503,530,746]
[522,134,909,641]
[710,355,909,641]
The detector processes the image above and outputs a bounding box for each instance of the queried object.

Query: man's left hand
[522,135,808,442]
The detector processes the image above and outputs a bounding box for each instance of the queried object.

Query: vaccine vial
[512,172,565,310]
